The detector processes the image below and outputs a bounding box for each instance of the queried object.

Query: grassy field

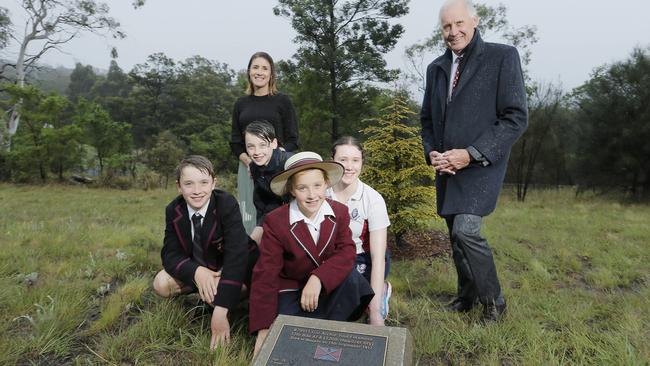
[0,184,648,365]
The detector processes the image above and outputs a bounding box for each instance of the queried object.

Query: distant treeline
[1,47,649,201]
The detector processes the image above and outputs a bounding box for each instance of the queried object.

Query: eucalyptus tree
[274,0,410,140]
[1,0,143,148]
[572,47,650,200]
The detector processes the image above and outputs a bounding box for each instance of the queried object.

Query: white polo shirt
[326,181,390,254]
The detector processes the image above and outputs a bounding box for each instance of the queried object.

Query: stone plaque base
[253,315,413,366]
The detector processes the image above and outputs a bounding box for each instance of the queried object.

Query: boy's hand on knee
[300,275,322,312]
[194,267,221,304]
[210,306,230,349]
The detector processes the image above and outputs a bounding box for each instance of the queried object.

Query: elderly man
[420,0,527,322]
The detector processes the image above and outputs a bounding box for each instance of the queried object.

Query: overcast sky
[3,0,650,95]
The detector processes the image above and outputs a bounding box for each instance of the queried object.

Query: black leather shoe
[446,298,474,312]
[481,300,507,322]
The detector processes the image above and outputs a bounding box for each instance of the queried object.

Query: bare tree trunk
[521,122,551,202]
[38,161,46,182]
[515,139,526,201]
[3,0,127,150]
[327,1,339,142]
[330,79,339,141]
[129,155,138,182]
[4,29,29,150]
[98,155,104,175]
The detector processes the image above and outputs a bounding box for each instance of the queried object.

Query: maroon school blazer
[249,199,355,333]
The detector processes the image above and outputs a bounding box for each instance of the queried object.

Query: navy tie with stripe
[451,54,464,96]
[192,213,206,266]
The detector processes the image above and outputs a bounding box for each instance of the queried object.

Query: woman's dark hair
[246,51,277,95]
[331,135,364,161]
[245,120,277,143]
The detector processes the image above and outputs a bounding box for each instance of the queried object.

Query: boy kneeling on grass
[153,155,259,349]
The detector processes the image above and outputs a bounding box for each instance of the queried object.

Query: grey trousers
[445,214,504,305]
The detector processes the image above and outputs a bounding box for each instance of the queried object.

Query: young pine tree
[361,96,439,244]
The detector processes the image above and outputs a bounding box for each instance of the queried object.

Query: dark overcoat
[420,31,528,216]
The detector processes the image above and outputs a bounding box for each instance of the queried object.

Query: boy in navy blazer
[153,155,258,349]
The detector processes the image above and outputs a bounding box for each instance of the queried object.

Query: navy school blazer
[161,189,256,310]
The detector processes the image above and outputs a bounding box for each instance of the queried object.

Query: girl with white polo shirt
[327,136,392,326]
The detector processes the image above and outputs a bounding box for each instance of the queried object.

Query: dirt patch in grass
[564,271,590,290]
[417,354,439,365]
[388,229,451,260]
[577,255,592,270]
[18,354,73,366]
[418,352,453,366]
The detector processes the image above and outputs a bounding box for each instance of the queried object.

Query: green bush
[138,170,162,191]
[99,174,133,190]
[361,95,440,242]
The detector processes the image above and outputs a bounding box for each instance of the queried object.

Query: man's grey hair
[439,0,478,24]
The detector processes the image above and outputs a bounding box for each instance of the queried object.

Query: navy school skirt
[355,250,391,283]
[277,269,374,322]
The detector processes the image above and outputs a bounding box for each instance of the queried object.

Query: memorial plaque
[253,315,413,366]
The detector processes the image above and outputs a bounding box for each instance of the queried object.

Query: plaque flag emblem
[314,345,342,362]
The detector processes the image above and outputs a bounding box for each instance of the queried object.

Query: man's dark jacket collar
[433,30,485,98]
[433,29,484,73]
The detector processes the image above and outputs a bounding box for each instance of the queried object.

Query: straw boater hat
[270,151,344,196]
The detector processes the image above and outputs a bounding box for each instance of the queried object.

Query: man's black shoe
[446,298,474,312]
[481,300,507,322]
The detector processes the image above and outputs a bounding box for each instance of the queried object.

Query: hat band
[286,158,322,170]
